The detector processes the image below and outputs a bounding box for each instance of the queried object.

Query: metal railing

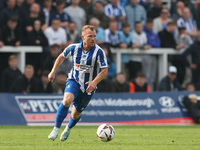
[0,46,185,81]
[111,48,184,81]
[0,46,42,72]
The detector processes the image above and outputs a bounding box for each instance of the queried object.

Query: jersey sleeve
[97,49,108,68]
[62,45,74,58]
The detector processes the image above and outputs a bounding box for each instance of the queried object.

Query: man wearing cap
[158,66,181,91]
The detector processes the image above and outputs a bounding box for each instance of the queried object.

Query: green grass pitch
[0,125,200,150]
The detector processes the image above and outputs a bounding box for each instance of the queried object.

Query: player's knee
[71,113,80,120]
[63,93,74,106]
[62,100,71,107]
[71,111,80,120]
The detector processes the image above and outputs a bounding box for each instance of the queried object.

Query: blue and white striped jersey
[62,43,108,92]
[177,17,196,33]
[104,3,126,29]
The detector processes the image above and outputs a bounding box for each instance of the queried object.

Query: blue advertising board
[0,92,198,125]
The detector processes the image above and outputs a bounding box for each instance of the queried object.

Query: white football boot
[60,126,71,141]
[48,127,60,141]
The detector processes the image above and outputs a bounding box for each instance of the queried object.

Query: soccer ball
[96,123,115,142]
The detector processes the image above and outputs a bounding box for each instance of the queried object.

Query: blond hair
[25,64,34,70]
[81,25,96,34]
[8,55,17,61]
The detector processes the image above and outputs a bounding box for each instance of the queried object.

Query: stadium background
[0,0,200,125]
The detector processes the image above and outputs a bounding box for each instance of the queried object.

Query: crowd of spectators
[0,0,200,94]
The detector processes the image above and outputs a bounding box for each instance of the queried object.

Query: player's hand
[85,81,96,93]
[48,72,55,82]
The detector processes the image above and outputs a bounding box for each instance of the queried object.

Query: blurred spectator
[111,73,129,93]
[125,0,146,30]
[36,70,52,93]
[26,19,48,46]
[119,22,132,48]
[52,0,71,29]
[129,22,151,80]
[158,21,184,49]
[119,22,132,69]
[175,26,193,86]
[79,0,93,22]
[171,0,197,23]
[1,55,22,92]
[42,44,61,73]
[129,72,150,93]
[66,22,81,45]
[16,0,24,7]
[177,7,198,39]
[42,0,55,26]
[183,94,200,123]
[175,26,193,49]
[185,82,195,92]
[20,0,35,19]
[63,0,86,32]
[26,20,48,75]
[96,78,111,93]
[182,33,200,83]
[143,19,160,91]
[24,3,45,33]
[147,0,163,19]
[56,57,72,78]
[104,21,120,47]
[89,1,110,29]
[132,21,150,49]
[104,0,126,29]
[52,71,67,94]
[0,0,20,27]
[144,19,161,48]
[153,8,172,34]
[10,64,38,94]
[0,17,21,46]
[44,18,67,48]
[102,46,116,80]
[159,21,185,85]
[89,17,104,45]
[171,1,185,23]
[159,66,181,91]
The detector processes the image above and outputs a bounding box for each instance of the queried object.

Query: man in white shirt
[128,22,151,80]
[44,18,67,48]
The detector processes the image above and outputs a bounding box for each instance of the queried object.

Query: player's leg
[55,93,74,128]
[48,92,74,140]
[60,106,81,141]
[60,92,93,141]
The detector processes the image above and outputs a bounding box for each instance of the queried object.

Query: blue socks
[68,115,81,128]
[55,103,69,128]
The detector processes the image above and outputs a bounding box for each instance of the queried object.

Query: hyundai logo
[159,96,175,108]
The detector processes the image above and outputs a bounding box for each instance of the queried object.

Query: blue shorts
[65,79,93,113]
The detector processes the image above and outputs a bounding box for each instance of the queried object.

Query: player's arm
[86,68,108,93]
[48,53,65,82]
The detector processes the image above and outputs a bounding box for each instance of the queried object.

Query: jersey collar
[79,42,96,53]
